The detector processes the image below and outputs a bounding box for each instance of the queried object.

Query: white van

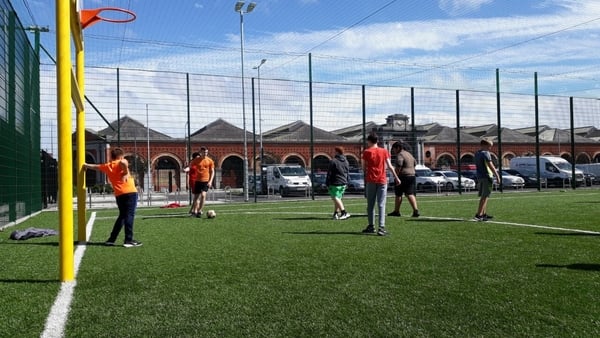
[266,165,312,197]
[510,156,584,186]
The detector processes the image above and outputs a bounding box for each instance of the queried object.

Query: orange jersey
[190,156,215,182]
[98,159,137,196]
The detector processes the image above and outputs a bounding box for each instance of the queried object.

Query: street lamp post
[253,58,266,167]
[235,1,257,202]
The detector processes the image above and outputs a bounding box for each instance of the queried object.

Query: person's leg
[109,195,127,242]
[407,194,418,212]
[365,183,376,227]
[123,193,138,243]
[376,183,388,229]
[198,190,207,213]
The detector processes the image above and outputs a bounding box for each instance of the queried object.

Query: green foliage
[1,191,599,337]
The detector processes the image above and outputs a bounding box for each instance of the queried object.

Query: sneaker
[362,225,375,234]
[104,241,115,246]
[332,212,339,220]
[387,211,401,217]
[483,214,493,219]
[412,210,420,218]
[123,240,143,248]
[377,228,388,236]
[338,212,350,220]
[189,212,197,217]
[473,214,487,222]
[195,212,202,218]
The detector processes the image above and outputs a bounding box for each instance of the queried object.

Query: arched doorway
[313,155,330,173]
[346,155,359,169]
[125,153,146,190]
[284,155,305,167]
[436,153,455,169]
[221,155,243,188]
[575,153,590,164]
[155,156,180,192]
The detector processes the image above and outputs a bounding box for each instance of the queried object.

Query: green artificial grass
[1,190,599,337]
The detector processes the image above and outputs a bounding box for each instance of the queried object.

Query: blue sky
[11,0,600,152]
[16,0,600,94]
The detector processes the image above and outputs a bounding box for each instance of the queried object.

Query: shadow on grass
[0,241,58,246]
[536,263,600,271]
[405,218,464,223]
[282,230,366,236]
[0,278,60,283]
[274,215,367,221]
[535,232,600,237]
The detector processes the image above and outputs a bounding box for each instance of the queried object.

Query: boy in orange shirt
[84,148,142,247]
[189,147,215,218]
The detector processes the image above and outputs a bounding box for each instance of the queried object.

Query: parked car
[433,170,476,191]
[312,173,328,195]
[415,165,447,192]
[583,172,596,186]
[346,172,365,193]
[494,170,525,189]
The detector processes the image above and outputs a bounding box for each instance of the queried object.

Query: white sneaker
[332,212,339,220]
[338,212,350,220]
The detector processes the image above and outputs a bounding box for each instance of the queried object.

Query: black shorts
[394,175,416,196]
[193,181,209,194]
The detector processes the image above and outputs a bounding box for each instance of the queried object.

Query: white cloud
[438,0,493,16]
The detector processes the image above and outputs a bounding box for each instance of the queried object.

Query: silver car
[433,170,476,191]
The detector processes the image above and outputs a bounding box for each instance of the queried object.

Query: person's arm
[486,160,500,182]
[83,163,100,171]
[208,167,215,188]
[385,158,401,185]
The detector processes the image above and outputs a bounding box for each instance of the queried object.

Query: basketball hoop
[80,7,136,29]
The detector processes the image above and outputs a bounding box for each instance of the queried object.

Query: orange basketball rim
[80,7,136,29]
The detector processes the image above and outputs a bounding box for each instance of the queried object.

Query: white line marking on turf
[486,220,600,235]
[41,212,96,338]
[424,216,600,234]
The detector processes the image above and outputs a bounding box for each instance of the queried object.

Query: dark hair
[200,147,208,151]
[367,134,378,144]
[334,146,344,154]
[191,152,200,159]
[110,147,124,160]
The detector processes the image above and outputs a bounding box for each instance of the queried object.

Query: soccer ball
[206,210,216,218]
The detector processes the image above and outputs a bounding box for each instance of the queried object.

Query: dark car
[503,169,542,188]
[312,173,328,195]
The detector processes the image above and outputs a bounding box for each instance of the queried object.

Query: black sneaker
[332,212,339,220]
[387,211,401,217]
[377,228,388,236]
[338,211,350,220]
[483,214,493,219]
[195,212,202,218]
[123,240,143,248]
[412,210,420,218]
[362,225,375,234]
[473,214,487,222]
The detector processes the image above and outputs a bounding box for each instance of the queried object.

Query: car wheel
[445,182,454,191]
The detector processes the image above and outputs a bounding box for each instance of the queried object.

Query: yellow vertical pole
[57,0,74,281]
[76,39,86,243]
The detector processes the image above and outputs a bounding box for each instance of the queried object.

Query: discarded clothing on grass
[10,227,58,240]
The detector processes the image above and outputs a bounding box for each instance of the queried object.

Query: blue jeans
[109,192,138,243]
[366,182,388,228]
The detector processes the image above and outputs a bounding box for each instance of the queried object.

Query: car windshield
[313,174,326,183]
[349,173,363,181]
[279,166,307,176]
[416,169,434,177]
[553,161,572,170]
[443,171,458,178]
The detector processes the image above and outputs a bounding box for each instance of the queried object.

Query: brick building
[83,114,600,192]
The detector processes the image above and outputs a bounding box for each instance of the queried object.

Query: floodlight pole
[253,58,266,167]
[235,1,257,202]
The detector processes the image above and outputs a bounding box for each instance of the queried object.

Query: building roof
[538,128,594,143]
[481,127,537,143]
[263,120,346,142]
[189,118,253,142]
[422,125,481,143]
[98,115,172,141]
